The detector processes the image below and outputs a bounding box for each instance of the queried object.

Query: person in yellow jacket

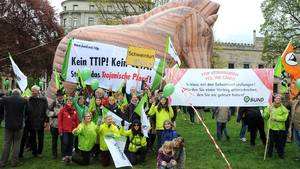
[264,94,289,159]
[97,115,120,166]
[120,119,147,165]
[148,96,174,148]
[72,112,97,165]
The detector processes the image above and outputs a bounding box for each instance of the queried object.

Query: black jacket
[0,95,28,129]
[123,103,140,123]
[27,96,48,130]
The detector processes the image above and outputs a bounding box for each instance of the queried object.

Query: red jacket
[58,105,79,134]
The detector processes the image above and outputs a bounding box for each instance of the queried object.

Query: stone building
[60,0,152,33]
[214,30,265,69]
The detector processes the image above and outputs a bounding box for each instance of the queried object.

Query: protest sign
[126,46,155,68]
[165,69,273,106]
[105,137,132,168]
[63,39,163,93]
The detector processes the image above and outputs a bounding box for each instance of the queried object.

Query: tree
[90,0,153,25]
[0,0,63,78]
[260,0,300,66]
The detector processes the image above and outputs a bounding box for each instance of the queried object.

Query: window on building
[228,63,235,69]
[64,6,66,11]
[73,5,78,10]
[63,19,67,27]
[243,63,250,69]
[73,18,78,27]
[258,64,264,68]
[88,17,94,26]
[89,5,95,10]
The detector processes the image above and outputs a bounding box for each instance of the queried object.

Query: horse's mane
[122,0,219,25]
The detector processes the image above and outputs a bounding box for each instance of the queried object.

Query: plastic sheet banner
[165,69,274,106]
[64,39,162,92]
[105,137,132,168]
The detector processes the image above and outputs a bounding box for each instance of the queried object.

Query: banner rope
[0,37,63,62]
[190,105,232,169]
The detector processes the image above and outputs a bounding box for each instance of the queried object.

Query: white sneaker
[240,138,247,142]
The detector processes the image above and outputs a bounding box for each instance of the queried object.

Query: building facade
[60,0,152,33]
[60,0,99,33]
[214,30,266,69]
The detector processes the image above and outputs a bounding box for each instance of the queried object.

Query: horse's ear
[205,14,218,26]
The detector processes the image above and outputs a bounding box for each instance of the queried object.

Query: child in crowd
[159,120,177,148]
[173,137,186,169]
[212,107,231,141]
[157,141,177,169]
[72,112,97,165]
[90,97,103,125]
[58,97,79,164]
[149,96,174,148]
[120,120,147,165]
[105,96,122,117]
[97,115,120,166]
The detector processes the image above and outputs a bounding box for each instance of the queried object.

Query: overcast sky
[49,0,265,44]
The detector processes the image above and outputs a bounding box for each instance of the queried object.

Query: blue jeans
[240,121,248,138]
[294,129,300,152]
[62,133,74,157]
[217,122,228,141]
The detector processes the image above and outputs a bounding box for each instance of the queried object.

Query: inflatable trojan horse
[46,0,220,103]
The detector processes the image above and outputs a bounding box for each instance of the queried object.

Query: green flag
[54,69,62,90]
[151,60,167,91]
[102,107,110,118]
[88,96,96,113]
[77,69,86,89]
[61,39,73,80]
[274,57,284,78]
[21,88,32,97]
[134,94,148,116]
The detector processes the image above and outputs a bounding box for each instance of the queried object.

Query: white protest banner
[141,107,150,138]
[9,55,27,91]
[106,111,131,130]
[64,39,164,93]
[165,69,274,106]
[104,137,132,168]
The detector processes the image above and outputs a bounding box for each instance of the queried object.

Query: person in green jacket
[148,96,174,149]
[264,94,289,159]
[97,115,120,166]
[120,119,147,165]
[73,95,88,153]
[72,112,97,165]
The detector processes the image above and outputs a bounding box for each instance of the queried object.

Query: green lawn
[0,111,299,169]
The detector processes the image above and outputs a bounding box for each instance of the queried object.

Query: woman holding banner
[97,115,120,166]
[264,94,289,159]
[149,96,174,148]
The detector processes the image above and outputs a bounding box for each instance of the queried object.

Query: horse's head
[142,1,219,68]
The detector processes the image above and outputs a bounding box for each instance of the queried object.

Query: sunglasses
[133,124,140,126]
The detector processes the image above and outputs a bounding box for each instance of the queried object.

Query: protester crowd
[0,83,300,168]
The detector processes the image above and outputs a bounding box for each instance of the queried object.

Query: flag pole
[263,106,272,160]
[191,105,232,169]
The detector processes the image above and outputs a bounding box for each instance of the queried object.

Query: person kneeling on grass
[58,97,79,164]
[173,137,186,169]
[72,112,97,165]
[157,141,177,169]
[120,119,147,165]
[97,115,120,166]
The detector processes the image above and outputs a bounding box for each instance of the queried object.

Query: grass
[0,111,299,169]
